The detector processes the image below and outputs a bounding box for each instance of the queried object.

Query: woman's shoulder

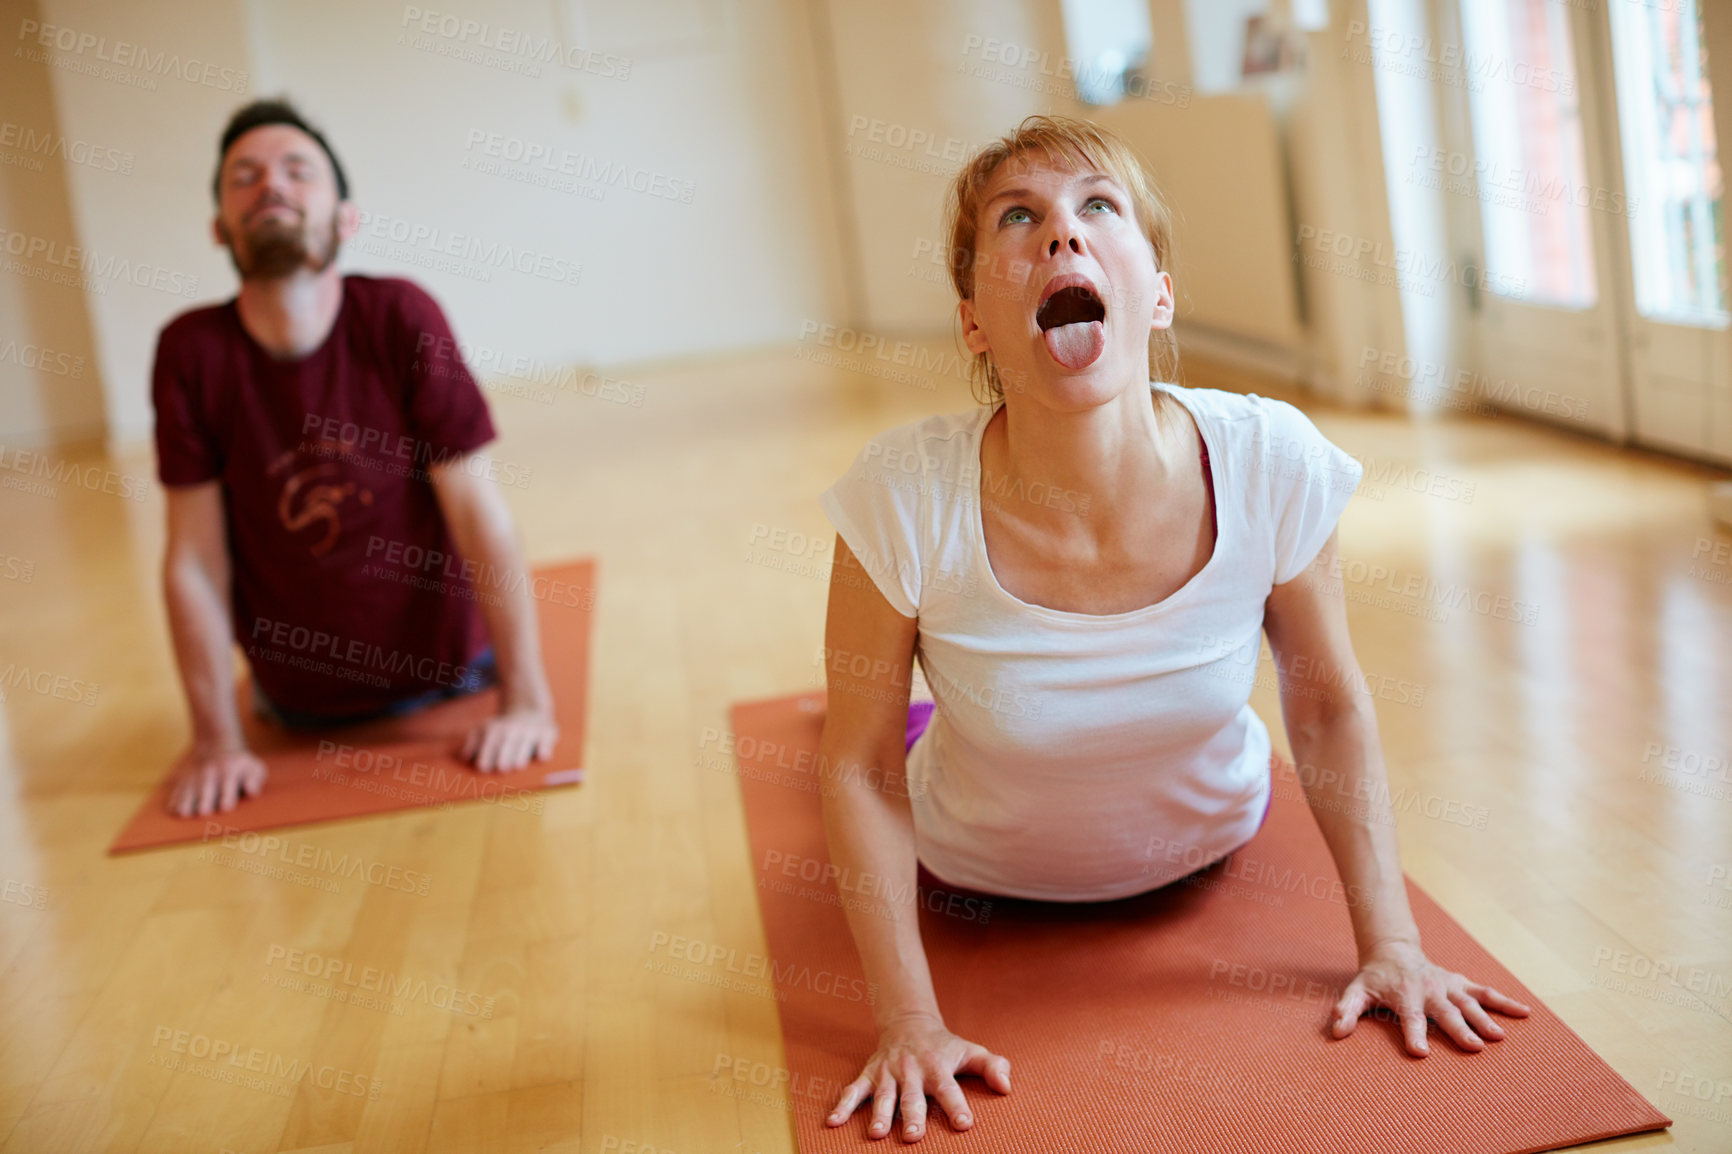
[1160,383,1323,454]
[848,405,989,470]
[1159,381,1276,426]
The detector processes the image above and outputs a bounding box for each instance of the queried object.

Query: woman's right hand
[826,1013,1011,1142]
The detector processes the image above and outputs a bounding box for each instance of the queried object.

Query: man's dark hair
[212,99,349,202]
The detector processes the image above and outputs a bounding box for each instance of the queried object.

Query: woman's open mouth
[1036,281,1106,370]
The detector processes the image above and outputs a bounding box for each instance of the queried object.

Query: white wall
[818,0,1052,335]
[17,0,848,444]
[0,0,107,445]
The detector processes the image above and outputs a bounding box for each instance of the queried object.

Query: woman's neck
[987,383,1182,523]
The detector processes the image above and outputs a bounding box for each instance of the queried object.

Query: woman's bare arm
[819,535,1009,1141]
[1264,529,1530,1055]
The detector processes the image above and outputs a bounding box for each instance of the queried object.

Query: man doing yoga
[152,99,557,818]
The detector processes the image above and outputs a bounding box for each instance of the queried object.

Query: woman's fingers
[219,763,243,812]
[955,1043,1012,1093]
[1428,993,1484,1052]
[1468,982,1531,1017]
[1451,990,1504,1040]
[897,1054,928,1140]
[827,1075,872,1127]
[1332,980,1371,1038]
[931,1073,973,1130]
[1398,994,1431,1056]
[198,766,221,817]
[868,1074,898,1140]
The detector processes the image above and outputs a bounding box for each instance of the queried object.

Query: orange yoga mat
[729,691,1670,1154]
[110,559,595,853]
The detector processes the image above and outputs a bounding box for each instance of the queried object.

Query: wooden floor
[0,341,1727,1153]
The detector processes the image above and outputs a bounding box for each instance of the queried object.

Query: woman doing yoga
[815,116,1530,1143]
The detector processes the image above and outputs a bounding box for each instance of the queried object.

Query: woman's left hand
[1332,940,1532,1057]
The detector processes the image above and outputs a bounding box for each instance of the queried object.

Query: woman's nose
[1046,217,1084,257]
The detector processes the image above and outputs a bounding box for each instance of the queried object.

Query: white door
[1600,0,1731,464]
[1445,0,1731,462]
[1452,0,1631,439]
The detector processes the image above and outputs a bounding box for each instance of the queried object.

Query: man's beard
[225,212,340,280]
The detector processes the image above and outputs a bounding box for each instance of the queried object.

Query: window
[1459,0,1598,308]
[1608,0,1727,325]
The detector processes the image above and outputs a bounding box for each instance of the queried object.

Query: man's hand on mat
[462,706,559,773]
[1332,940,1532,1056]
[827,1013,1011,1142]
[167,743,268,817]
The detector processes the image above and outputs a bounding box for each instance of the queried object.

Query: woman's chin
[1007,352,1145,410]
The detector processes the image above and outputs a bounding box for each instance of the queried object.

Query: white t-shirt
[818,382,1362,901]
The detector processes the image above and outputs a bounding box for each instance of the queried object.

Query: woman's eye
[1086,197,1116,214]
[1001,207,1030,226]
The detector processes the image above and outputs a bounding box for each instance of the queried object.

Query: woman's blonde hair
[943,115,1178,405]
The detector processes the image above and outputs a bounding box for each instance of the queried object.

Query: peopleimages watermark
[1589,945,1731,1016]
[0,119,133,175]
[247,614,478,692]
[15,19,249,93]
[709,1053,839,1118]
[1202,631,1428,709]
[1,878,48,910]
[1655,1068,1732,1127]
[906,236,1152,319]
[460,129,696,204]
[1639,741,1732,802]
[313,739,551,815]
[958,35,1192,108]
[0,444,148,502]
[0,552,34,583]
[146,1025,383,1100]
[699,724,921,801]
[1707,862,1732,912]
[1356,345,1590,422]
[399,6,631,79]
[761,848,994,926]
[1143,830,1375,910]
[200,822,434,895]
[1275,758,1490,831]
[645,931,877,1005]
[360,535,595,612]
[1690,537,1732,586]
[412,331,645,409]
[1341,19,1573,96]
[0,659,99,707]
[598,1138,684,1154]
[298,413,533,489]
[1097,1036,1323,1111]
[842,115,985,178]
[0,226,200,298]
[795,320,965,393]
[1301,557,1538,628]
[264,943,496,1017]
[0,338,85,377]
[1295,223,1526,299]
[1407,146,1633,219]
[354,209,583,289]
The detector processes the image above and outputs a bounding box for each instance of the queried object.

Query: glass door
[1604,0,1731,461]
[1453,0,1630,437]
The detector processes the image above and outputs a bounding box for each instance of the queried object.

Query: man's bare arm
[429,452,557,772]
[162,482,266,816]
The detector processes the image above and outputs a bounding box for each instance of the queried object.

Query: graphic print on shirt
[267,447,374,557]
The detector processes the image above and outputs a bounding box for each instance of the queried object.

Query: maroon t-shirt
[152,274,495,718]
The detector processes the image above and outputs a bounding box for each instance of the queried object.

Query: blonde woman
[815,116,1529,1143]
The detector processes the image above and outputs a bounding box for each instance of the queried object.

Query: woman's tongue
[1042,320,1104,370]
